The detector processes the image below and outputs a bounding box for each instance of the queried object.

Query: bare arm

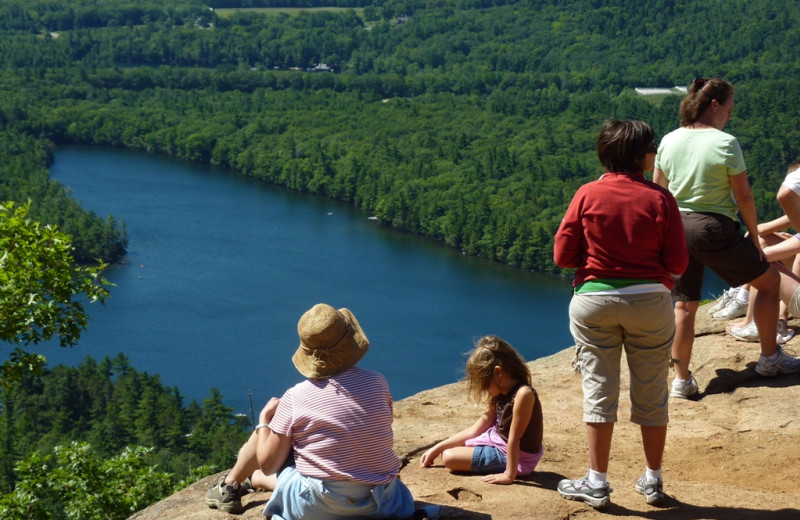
[481,386,534,485]
[254,398,292,475]
[256,428,291,475]
[757,214,792,236]
[652,167,669,188]
[420,408,496,467]
[729,171,762,250]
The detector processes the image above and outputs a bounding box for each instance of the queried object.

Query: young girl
[419,335,543,485]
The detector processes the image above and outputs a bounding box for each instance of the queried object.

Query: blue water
[44,147,727,414]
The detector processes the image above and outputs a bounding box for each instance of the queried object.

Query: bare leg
[749,266,781,357]
[775,261,800,316]
[224,431,273,486]
[762,233,800,264]
[441,446,476,472]
[790,255,800,319]
[763,234,800,320]
[250,469,277,491]
[641,425,667,471]
[672,301,699,380]
[587,422,614,473]
[777,186,800,232]
[727,284,754,331]
[732,242,800,334]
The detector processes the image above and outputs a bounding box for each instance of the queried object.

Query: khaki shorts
[673,212,770,302]
[569,291,674,426]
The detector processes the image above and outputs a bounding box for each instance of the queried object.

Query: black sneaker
[205,475,244,514]
[557,476,611,508]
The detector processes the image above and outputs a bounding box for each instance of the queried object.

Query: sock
[646,467,662,481]
[735,288,749,304]
[766,350,781,361]
[587,469,607,485]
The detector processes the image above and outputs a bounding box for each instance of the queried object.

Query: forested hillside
[3,1,800,517]
[3,0,800,272]
[0,355,251,517]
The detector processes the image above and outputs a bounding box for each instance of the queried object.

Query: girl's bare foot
[726,319,750,334]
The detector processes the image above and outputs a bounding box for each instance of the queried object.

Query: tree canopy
[0,201,113,388]
[3,0,800,273]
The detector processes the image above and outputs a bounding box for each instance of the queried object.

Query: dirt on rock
[129,303,800,520]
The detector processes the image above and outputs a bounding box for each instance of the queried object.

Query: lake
[45,147,726,414]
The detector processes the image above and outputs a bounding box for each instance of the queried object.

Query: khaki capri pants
[569,291,674,426]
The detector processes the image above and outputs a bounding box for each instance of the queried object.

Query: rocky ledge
[129,304,800,520]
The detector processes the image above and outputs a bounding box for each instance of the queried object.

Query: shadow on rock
[515,470,565,490]
[606,497,799,520]
[704,362,800,396]
[435,506,491,520]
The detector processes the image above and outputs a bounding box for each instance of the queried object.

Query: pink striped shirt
[269,366,401,485]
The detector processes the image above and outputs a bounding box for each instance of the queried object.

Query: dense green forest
[3,0,800,517]
[0,134,127,263]
[3,0,800,273]
[0,355,250,516]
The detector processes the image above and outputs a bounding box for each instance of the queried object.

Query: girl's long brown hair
[465,335,531,405]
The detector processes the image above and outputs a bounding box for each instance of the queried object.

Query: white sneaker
[712,298,748,320]
[708,288,737,315]
[755,347,800,377]
[730,321,759,342]
[777,320,795,344]
[670,374,699,399]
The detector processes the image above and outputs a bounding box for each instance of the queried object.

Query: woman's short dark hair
[679,78,734,127]
[596,119,656,174]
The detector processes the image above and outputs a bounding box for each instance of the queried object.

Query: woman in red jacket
[553,119,688,509]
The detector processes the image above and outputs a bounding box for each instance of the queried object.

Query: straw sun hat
[292,303,370,379]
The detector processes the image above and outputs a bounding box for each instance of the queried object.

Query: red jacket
[554,172,688,289]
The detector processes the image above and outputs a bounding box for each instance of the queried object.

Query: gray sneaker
[557,477,611,508]
[670,374,699,399]
[635,473,665,505]
[755,346,800,377]
[712,298,748,320]
[205,475,244,514]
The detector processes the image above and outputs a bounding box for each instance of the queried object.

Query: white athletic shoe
[670,374,699,399]
[708,288,737,315]
[730,321,759,342]
[712,299,748,320]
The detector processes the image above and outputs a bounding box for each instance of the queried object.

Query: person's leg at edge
[777,185,800,232]
[441,446,476,472]
[587,422,614,475]
[225,430,277,490]
[749,266,781,357]
[672,301,698,381]
[764,234,800,319]
[734,254,800,335]
[775,261,800,316]
[727,285,754,331]
[777,185,800,316]
[640,425,667,473]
